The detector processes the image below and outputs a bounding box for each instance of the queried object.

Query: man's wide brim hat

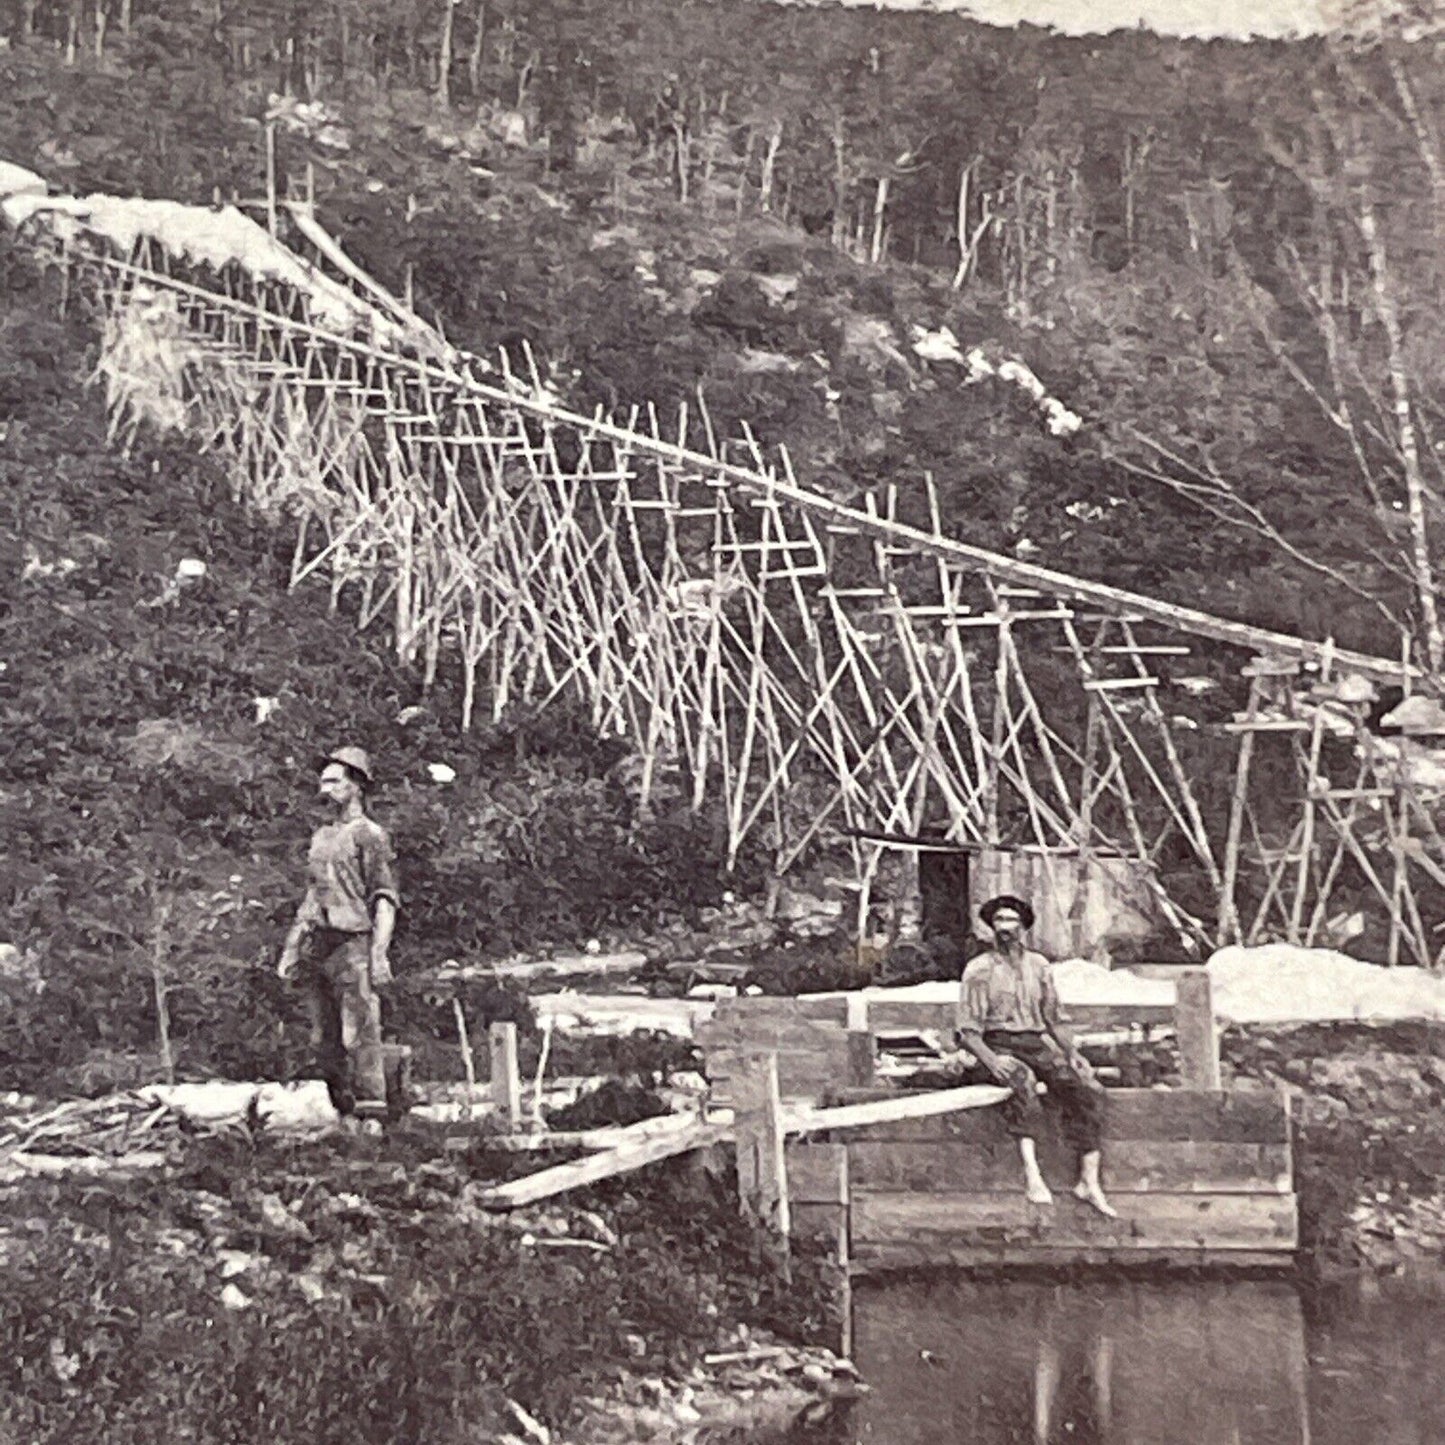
[978,894,1035,931]
[322,745,375,786]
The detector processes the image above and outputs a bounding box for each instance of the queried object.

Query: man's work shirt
[957,948,1058,1036]
[297,817,401,934]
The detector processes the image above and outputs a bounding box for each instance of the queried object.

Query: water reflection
[842,1277,1311,1445]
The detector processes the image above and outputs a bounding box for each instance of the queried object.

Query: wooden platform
[700,978,1299,1275]
[787,1087,1297,1275]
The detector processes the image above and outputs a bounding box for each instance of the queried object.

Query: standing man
[277,746,399,1134]
[953,894,1115,1216]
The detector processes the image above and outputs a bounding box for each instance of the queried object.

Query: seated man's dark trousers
[973,1030,1106,1154]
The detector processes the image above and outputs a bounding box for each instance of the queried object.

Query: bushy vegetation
[0,1132,835,1442]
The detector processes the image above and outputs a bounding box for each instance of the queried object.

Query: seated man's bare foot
[1073,1181,1118,1218]
[1025,1180,1055,1206]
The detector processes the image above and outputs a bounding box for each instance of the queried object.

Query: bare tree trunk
[1385,51,1445,291]
[119,0,130,37]
[1360,195,1445,673]
[759,124,781,213]
[736,128,757,216]
[1012,173,1028,316]
[93,0,105,60]
[331,1,347,82]
[65,0,79,63]
[870,175,889,264]
[467,0,485,98]
[1124,135,1136,256]
[700,123,718,213]
[1122,131,1152,261]
[952,159,994,290]
[22,0,39,39]
[1043,167,1058,279]
[437,0,456,106]
[673,119,690,203]
[150,898,176,1088]
[831,114,848,251]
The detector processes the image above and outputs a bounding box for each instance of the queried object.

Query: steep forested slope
[4,4,1443,1088]
[0,282,753,1091]
[3,5,1442,658]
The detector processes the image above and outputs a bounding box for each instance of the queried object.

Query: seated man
[953,894,1115,1216]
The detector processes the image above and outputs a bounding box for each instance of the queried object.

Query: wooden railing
[698,966,1223,1108]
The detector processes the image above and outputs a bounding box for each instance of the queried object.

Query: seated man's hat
[978,894,1035,931]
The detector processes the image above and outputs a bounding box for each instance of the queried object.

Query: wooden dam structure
[699,972,1298,1274]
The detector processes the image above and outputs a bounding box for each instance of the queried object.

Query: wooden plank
[707,1044,852,1096]
[705,1034,849,1069]
[849,1191,1298,1251]
[712,998,851,1023]
[845,1139,1293,1195]
[791,1202,848,1260]
[1107,1088,1291,1143]
[834,1088,1290,1144]
[489,1022,521,1130]
[475,1119,731,1209]
[865,999,1177,1033]
[786,1142,849,1204]
[846,994,874,1086]
[697,1020,851,1049]
[735,1052,789,1238]
[1221,719,1313,733]
[787,1144,849,1266]
[787,1084,1010,1137]
[848,1244,1295,1275]
[1083,676,1161,691]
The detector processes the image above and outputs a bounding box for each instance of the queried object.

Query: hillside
[2,8,1439,659]
[0,275,767,1092]
[3,6,1444,1087]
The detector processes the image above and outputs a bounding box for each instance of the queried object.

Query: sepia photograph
[1,0,1443,1438]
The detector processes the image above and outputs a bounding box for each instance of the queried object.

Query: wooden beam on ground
[474,1116,732,1209]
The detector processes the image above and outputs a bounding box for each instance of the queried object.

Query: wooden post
[1219,676,1263,944]
[786,1141,852,1357]
[452,997,476,1117]
[489,1020,522,1129]
[846,994,873,1087]
[264,121,278,237]
[1176,968,1221,1090]
[734,1051,790,1247]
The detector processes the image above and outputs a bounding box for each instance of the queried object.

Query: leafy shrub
[0,1142,833,1443]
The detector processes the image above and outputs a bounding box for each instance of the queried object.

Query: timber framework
[5,179,1444,963]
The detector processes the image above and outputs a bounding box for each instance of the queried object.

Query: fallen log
[424,951,649,985]
[0,1149,169,1182]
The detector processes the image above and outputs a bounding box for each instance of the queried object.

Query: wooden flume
[15,200,1445,964]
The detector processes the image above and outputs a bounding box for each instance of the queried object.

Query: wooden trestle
[9,189,1442,965]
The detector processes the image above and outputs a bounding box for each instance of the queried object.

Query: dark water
[808,1271,1445,1445]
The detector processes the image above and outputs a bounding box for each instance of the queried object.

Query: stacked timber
[800,1086,1296,1273]
[697,997,856,1107]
